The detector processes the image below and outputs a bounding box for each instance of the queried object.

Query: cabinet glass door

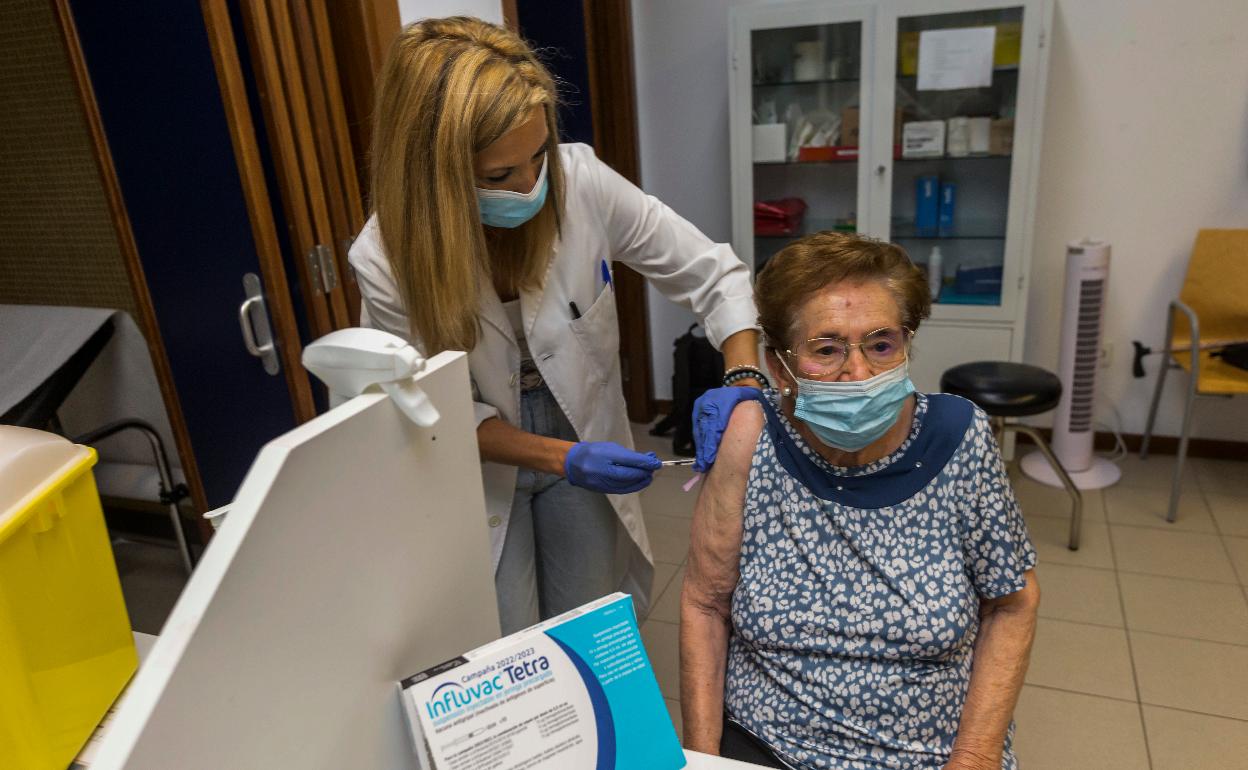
[750,19,866,273]
[887,6,1024,308]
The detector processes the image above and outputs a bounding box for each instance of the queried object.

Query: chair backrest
[1178,229,1248,344]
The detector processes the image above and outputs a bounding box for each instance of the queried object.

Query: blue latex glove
[565,442,663,495]
[692,386,764,473]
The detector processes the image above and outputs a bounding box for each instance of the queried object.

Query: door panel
[237,0,353,335]
[65,0,300,507]
[202,0,316,419]
[910,322,1012,393]
[291,0,366,321]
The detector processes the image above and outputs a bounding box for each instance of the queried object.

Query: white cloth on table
[0,304,184,493]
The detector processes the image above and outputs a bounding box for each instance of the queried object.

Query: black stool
[941,361,1082,551]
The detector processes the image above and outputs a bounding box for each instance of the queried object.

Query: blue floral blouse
[725,391,1037,769]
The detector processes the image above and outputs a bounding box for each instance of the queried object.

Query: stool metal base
[991,418,1082,551]
[1020,452,1121,490]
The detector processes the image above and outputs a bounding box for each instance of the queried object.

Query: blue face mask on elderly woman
[778,335,916,451]
[476,155,549,228]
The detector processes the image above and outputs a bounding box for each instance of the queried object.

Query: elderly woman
[680,232,1039,770]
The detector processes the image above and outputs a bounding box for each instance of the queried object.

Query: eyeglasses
[783,327,913,378]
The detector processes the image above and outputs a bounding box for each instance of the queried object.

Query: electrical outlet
[1100,341,1113,368]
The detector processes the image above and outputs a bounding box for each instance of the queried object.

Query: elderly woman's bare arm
[947,570,1040,770]
[679,402,764,754]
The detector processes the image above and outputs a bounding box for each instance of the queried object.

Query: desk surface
[74,632,769,769]
[684,749,774,768]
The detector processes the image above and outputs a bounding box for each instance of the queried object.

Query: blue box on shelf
[953,264,1003,295]
[938,182,956,237]
[915,176,939,237]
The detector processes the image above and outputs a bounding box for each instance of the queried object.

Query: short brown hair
[755,232,931,349]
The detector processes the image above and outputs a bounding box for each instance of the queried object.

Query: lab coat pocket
[569,288,620,384]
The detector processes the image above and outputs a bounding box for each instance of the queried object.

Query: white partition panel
[95,351,500,769]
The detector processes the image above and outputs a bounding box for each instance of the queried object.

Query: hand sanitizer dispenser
[301,328,440,427]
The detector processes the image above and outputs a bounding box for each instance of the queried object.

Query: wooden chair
[1141,229,1248,522]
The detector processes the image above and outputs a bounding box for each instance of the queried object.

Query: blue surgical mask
[780,357,916,452]
[476,155,548,228]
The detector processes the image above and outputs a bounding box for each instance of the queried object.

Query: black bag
[649,325,725,456]
[1215,343,1248,372]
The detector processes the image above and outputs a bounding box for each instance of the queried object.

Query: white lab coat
[348,143,757,615]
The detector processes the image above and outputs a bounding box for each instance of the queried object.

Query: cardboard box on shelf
[753,123,787,163]
[842,106,859,146]
[994,22,1022,68]
[990,118,1014,156]
[968,117,992,155]
[902,120,945,158]
[899,31,919,76]
[841,106,907,147]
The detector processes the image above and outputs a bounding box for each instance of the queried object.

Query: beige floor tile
[1110,526,1238,583]
[1012,686,1149,770]
[1119,572,1248,645]
[1131,631,1248,720]
[1104,484,1216,533]
[1143,705,1248,770]
[1028,516,1114,570]
[1025,618,1137,700]
[650,566,686,625]
[646,561,679,621]
[1116,454,1198,490]
[1226,536,1248,584]
[631,422,674,455]
[641,619,681,699]
[642,470,698,520]
[664,698,684,743]
[1034,563,1123,627]
[1009,466,1105,522]
[1207,493,1248,538]
[644,512,692,566]
[1194,458,1248,497]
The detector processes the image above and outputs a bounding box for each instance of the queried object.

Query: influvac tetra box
[399,593,684,770]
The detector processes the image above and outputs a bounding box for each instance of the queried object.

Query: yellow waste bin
[0,426,138,770]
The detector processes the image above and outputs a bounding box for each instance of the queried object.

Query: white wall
[397,0,501,25]
[1027,0,1248,440]
[632,0,1248,440]
[632,0,734,400]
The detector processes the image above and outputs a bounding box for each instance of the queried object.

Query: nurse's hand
[692,386,764,473]
[564,442,662,495]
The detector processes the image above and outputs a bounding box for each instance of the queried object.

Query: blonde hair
[370,16,564,353]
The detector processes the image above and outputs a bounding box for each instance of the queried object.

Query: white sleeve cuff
[701,296,762,350]
[473,400,500,427]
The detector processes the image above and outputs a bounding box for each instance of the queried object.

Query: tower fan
[1021,238,1122,489]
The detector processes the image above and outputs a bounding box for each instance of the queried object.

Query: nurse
[349,16,765,633]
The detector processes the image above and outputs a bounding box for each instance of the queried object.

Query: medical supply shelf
[754,76,862,87]
[731,0,1052,392]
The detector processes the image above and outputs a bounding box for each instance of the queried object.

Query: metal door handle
[238,297,266,355]
[239,273,281,375]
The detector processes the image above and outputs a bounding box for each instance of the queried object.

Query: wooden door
[206,0,366,339]
[59,0,312,510]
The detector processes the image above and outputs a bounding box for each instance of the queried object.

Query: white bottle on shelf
[928,246,943,301]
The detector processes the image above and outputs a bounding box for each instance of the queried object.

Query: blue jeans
[494,384,619,635]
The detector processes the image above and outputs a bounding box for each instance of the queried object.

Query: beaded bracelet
[722,365,770,389]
